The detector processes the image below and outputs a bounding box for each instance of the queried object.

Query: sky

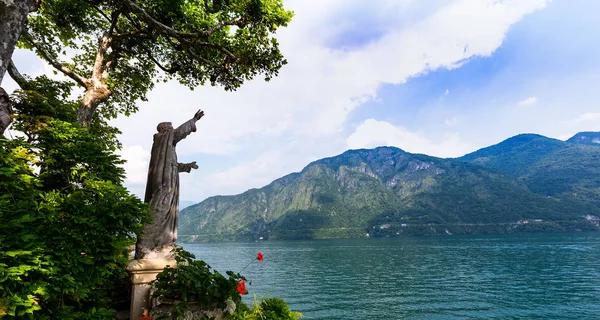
[4,0,600,207]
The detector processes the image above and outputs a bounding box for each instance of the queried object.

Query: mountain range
[179,132,600,241]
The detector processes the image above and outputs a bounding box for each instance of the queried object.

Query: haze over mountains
[179,132,600,242]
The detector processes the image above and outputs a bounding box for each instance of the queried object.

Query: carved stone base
[136,245,180,260]
[127,258,176,320]
[150,299,236,320]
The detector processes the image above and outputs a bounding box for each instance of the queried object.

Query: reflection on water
[183,233,600,319]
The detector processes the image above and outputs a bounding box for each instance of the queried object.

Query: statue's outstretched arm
[177,161,199,173]
[174,109,205,143]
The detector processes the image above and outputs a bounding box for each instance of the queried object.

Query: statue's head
[157,122,173,133]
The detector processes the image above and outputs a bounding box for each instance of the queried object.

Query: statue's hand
[194,109,204,121]
[178,162,199,173]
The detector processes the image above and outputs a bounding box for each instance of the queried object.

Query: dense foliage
[458,133,600,207]
[179,144,600,241]
[17,0,293,125]
[150,248,246,317]
[566,132,600,146]
[232,298,302,320]
[0,78,149,319]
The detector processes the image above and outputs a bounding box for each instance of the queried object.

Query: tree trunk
[77,34,113,127]
[0,87,12,134]
[0,0,35,84]
[0,0,35,134]
[78,81,111,126]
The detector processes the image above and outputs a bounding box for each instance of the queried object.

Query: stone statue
[135,109,204,259]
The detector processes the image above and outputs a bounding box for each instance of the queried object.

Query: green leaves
[1,78,150,319]
[150,248,247,315]
[0,140,49,319]
[19,0,293,124]
[231,298,302,320]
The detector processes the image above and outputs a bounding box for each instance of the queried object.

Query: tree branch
[109,10,121,35]
[119,0,244,39]
[119,38,177,73]
[174,35,240,61]
[204,0,223,14]
[112,29,145,42]
[105,51,119,72]
[7,60,30,90]
[92,5,112,24]
[146,51,179,74]
[23,31,89,88]
[190,41,238,61]
[123,11,143,30]
[202,17,245,37]
[94,34,112,81]
[120,0,197,38]
[185,48,236,83]
[187,48,220,68]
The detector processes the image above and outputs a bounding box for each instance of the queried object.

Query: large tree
[14,0,293,126]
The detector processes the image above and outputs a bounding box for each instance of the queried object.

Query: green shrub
[150,248,246,318]
[149,249,301,320]
[0,78,149,319]
[232,298,302,320]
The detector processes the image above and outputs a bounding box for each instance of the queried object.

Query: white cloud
[573,112,600,123]
[10,0,552,201]
[117,145,150,185]
[445,89,450,95]
[517,96,538,107]
[306,0,551,134]
[117,0,551,200]
[180,146,326,200]
[114,0,552,148]
[444,117,458,126]
[347,119,475,158]
[560,113,600,133]
[207,151,289,192]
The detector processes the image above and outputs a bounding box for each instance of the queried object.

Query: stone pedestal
[150,300,236,320]
[127,258,176,320]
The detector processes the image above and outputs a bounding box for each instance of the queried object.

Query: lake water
[182,232,600,319]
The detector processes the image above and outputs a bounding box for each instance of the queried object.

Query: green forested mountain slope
[458,132,600,207]
[567,132,600,146]
[457,134,566,176]
[180,141,600,242]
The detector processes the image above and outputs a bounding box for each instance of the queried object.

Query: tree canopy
[17,0,293,125]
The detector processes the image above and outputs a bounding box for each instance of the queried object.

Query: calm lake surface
[182,232,600,319]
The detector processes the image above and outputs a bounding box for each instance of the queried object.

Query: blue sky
[351,0,598,138]
[4,0,600,206]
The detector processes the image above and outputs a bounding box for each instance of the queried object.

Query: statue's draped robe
[135,118,196,259]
